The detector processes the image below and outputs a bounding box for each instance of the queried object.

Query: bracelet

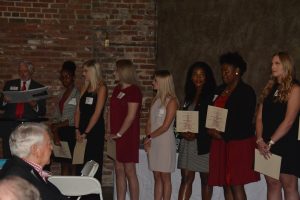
[268,140,275,147]
[116,133,122,138]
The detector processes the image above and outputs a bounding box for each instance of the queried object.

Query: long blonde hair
[153,70,178,106]
[116,59,138,85]
[82,59,104,94]
[259,52,295,103]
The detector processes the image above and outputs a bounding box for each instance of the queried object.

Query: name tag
[212,95,218,102]
[85,97,93,105]
[10,86,19,91]
[117,92,125,99]
[274,90,279,97]
[158,108,165,117]
[68,98,77,105]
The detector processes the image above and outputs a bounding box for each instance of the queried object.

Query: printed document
[205,105,228,132]
[176,110,199,133]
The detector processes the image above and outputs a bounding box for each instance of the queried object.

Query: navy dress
[262,83,300,177]
[79,91,105,181]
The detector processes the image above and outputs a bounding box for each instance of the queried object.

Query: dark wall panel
[157,0,300,102]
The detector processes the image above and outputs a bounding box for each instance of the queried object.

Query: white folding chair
[48,176,103,200]
[81,160,99,177]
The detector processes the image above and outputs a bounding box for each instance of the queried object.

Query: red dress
[110,84,142,163]
[208,95,259,186]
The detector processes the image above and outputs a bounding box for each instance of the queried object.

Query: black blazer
[0,156,67,200]
[212,80,256,141]
[0,79,47,119]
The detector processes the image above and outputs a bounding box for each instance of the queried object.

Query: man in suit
[0,61,47,157]
[0,122,67,200]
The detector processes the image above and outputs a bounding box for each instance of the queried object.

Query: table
[114,150,300,200]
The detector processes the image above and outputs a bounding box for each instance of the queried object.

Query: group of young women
[51,51,300,200]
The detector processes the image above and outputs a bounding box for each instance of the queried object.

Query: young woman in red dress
[109,59,142,200]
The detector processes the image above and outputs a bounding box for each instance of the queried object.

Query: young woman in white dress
[144,70,179,200]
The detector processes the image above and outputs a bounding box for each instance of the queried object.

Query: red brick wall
[0,0,156,186]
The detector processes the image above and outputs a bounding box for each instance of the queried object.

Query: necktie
[15,81,26,118]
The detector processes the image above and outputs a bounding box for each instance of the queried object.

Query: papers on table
[52,141,72,159]
[3,86,49,103]
[72,139,87,164]
[254,149,282,180]
[205,105,228,132]
[106,139,116,160]
[176,111,199,133]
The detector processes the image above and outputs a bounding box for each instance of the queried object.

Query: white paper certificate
[72,139,87,164]
[205,105,228,132]
[106,139,116,160]
[3,86,49,103]
[176,111,199,133]
[52,141,72,159]
[254,149,282,180]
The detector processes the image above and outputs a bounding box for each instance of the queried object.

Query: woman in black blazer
[207,52,260,200]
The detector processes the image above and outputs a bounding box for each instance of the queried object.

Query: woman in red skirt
[208,52,260,200]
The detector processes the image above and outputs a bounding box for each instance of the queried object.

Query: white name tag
[10,86,19,91]
[158,108,165,117]
[85,97,93,105]
[212,95,218,102]
[68,98,77,105]
[274,90,279,97]
[117,92,125,99]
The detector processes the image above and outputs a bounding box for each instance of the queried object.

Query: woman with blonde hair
[74,59,107,182]
[256,52,300,200]
[144,70,179,200]
[109,59,142,200]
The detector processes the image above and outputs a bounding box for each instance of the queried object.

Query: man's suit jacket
[0,79,47,119]
[0,156,67,200]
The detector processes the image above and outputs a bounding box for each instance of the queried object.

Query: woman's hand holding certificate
[207,129,222,139]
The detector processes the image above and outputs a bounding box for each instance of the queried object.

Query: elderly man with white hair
[0,122,67,200]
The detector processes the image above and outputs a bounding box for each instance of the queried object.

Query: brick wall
[0,0,156,186]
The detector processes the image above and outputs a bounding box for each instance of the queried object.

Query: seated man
[0,60,47,157]
[0,176,40,200]
[0,122,67,200]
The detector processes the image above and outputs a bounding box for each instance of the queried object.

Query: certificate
[3,86,49,103]
[72,139,87,164]
[205,105,228,132]
[106,139,116,160]
[254,149,282,180]
[52,141,72,159]
[176,111,199,133]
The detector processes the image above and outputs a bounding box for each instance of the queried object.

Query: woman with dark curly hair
[256,52,300,200]
[177,62,216,200]
[208,52,260,200]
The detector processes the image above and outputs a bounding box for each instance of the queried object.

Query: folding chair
[48,176,103,200]
[81,160,99,177]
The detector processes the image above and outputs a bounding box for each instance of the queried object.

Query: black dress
[79,91,105,181]
[262,84,300,177]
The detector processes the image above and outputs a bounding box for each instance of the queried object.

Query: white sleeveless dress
[148,99,176,172]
